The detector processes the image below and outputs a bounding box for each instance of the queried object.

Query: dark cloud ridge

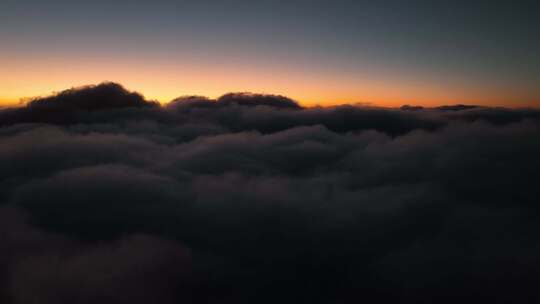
[1,82,540,303]
[2,82,539,136]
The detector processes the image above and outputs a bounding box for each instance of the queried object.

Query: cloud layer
[1,83,540,303]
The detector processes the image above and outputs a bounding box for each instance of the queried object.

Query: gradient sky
[1,0,539,107]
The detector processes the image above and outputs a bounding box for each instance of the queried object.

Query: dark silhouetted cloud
[434,104,480,111]
[0,83,158,126]
[217,92,301,109]
[26,82,157,111]
[1,83,540,303]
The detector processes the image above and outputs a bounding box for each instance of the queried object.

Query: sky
[1,0,539,107]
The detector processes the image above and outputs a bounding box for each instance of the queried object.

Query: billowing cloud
[1,83,540,303]
[0,207,193,304]
[26,82,158,111]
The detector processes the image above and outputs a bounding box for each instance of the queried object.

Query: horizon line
[1,82,539,110]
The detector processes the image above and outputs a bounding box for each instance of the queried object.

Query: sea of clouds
[1,83,539,303]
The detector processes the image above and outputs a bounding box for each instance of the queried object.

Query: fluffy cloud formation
[0,207,193,304]
[1,83,540,303]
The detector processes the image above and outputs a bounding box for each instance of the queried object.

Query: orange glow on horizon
[1,55,539,109]
[3,84,538,109]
